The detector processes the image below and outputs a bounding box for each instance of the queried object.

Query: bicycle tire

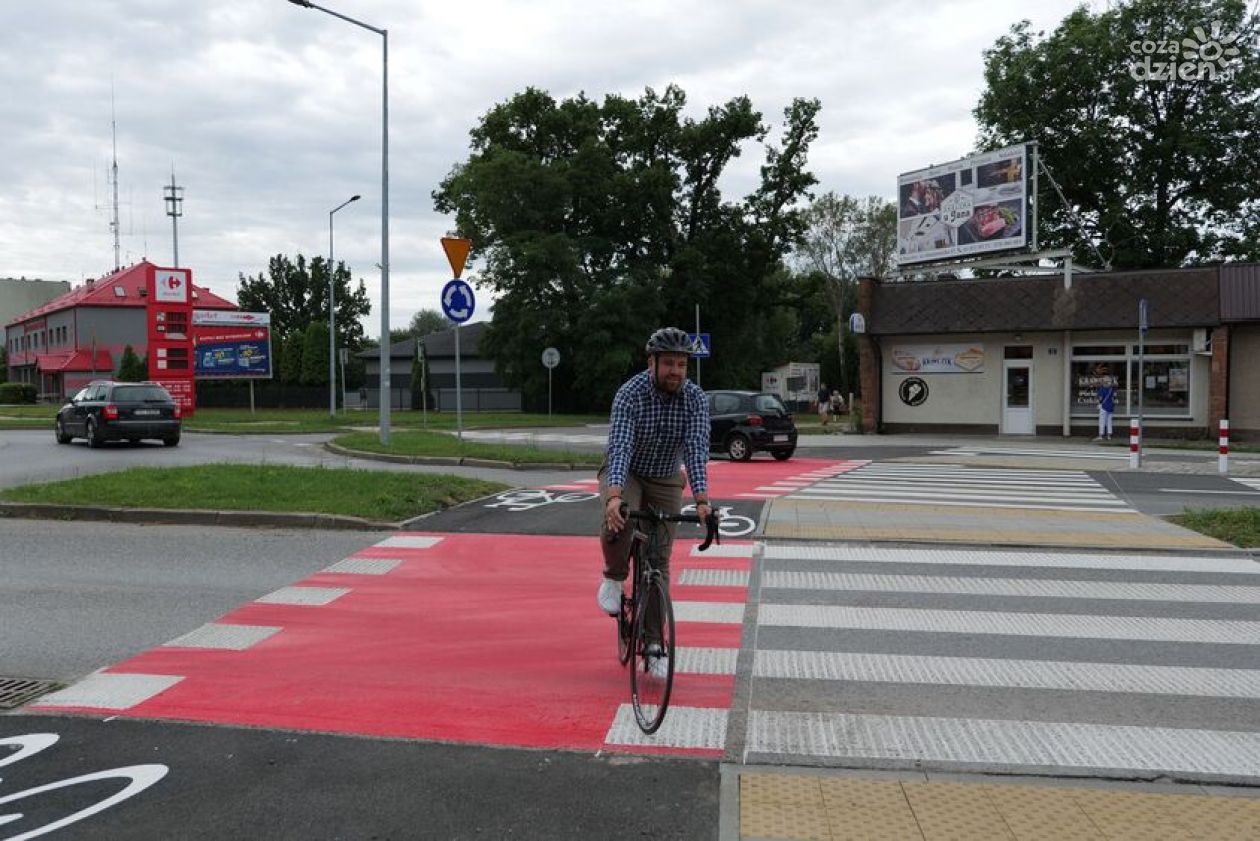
[630,575,675,734]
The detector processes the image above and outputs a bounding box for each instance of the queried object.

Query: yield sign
[441,237,473,279]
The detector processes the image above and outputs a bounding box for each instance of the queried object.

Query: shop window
[1073,345,1125,356]
[1072,361,1122,415]
[1129,359,1190,416]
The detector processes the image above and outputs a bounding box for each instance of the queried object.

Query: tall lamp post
[287,0,391,443]
[328,194,360,420]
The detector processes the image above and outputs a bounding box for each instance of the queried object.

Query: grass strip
[334,430,602,465]
[0,464,509,522]
[0,407,606,434]
[1169,506,1260,548]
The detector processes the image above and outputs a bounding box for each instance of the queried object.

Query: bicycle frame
[616,506,718,733]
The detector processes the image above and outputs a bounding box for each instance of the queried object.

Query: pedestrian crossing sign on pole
[688,332,711,358]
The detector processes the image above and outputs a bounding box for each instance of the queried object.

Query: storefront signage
[890,343,985,374]
[896,142,1031,266]
[899,377,929,406]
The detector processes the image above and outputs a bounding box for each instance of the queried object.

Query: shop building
[857,264,1260,439]
[5,261,236,399]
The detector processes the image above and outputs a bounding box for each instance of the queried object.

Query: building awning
[36,349,114,373]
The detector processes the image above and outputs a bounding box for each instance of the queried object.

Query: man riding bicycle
[597,327,713,676]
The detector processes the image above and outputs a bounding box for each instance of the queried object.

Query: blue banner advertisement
[195,339,271,378]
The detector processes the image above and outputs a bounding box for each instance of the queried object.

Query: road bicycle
[614,506,719,734]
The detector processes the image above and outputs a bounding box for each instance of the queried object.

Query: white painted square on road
[33,673,183,710]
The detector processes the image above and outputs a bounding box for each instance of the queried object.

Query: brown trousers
[598,464,684,583]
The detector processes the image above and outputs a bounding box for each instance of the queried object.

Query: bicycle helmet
[645,327,695,355]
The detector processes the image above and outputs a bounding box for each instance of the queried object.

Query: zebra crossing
[738,541,1260,783]
[1232,477,1260,493]
[787,461,1132,512]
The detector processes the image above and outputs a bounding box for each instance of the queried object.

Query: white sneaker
[645,644,669,679]
[598,578,622,615]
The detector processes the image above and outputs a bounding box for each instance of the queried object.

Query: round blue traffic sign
[441,279,475,323]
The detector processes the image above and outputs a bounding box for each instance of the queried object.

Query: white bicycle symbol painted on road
[681,504,757,538]
[484,489,599,512]
[484,490,757,537]
[0,733,167,840]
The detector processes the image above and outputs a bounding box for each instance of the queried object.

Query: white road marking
[33,673,183,710]
[761,544,1260,575]
[753,650,1260,698]
[762,571,1260,604]
[757,603,1260,645]
[746,711,1260,777]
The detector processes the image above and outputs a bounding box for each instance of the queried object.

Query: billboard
[896,143,1031,266]
[192,310,272,379]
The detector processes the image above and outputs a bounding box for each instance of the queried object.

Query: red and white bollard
[1129,418,1141,469]
[1219,419,1229,475]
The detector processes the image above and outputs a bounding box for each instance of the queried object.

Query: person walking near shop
[1095,370,1116,441]
[817,383,831,426]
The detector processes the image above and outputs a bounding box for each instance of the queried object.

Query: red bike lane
[34,458,863,757]
[36,533,752,757]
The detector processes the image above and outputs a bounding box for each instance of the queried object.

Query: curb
[323,441,594,472]
[0,502,400,531]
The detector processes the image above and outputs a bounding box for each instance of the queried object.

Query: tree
[409,309,449,338]
[0,346,8,383]
[975,0,1260,267]
[433,86,821,411]
[795,193,896,394]
[279,332,304,385]
[237,254,373,350]
[301,321,330,387]
[116,345,146,381]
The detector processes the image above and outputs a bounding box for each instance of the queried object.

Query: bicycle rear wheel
[630,575,675,734]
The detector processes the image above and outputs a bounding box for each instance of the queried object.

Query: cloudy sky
[1,0,1087,332]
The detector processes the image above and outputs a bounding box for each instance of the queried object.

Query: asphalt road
[0,519,388,682]
[0,715,718,841]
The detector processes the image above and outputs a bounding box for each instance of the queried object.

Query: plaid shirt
[605,370,710,497]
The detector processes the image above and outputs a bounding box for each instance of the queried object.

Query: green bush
[0,382,37,404]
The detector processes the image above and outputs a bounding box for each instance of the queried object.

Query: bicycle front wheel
[630,575,675,734]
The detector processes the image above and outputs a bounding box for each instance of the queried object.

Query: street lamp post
[287,0,391,444]
[328,194,360,420]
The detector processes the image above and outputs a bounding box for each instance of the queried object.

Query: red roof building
[4,260,236,398]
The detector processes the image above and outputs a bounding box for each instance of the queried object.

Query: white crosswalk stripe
[931,445,1132,461]
[1232,478,1260,493]
[741,540,1260,783]
[788,462,1132,511]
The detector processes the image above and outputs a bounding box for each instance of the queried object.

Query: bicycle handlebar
[623,506,721,551]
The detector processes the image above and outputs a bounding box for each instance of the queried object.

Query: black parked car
[55,380,182,448]
[706,390,797,461]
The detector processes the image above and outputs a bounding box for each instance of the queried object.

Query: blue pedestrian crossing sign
[688,332,711,358]
[442,279,475,323]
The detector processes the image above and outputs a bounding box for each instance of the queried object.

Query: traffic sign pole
[440,276,476,443]
[455,324,462,441]
[540,347,560,418]
[695,305,701,388]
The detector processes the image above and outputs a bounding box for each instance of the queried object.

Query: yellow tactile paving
[901,782,1014,840]
[739,773,1260,841]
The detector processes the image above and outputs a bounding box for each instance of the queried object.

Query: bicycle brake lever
[697,512,720,551]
